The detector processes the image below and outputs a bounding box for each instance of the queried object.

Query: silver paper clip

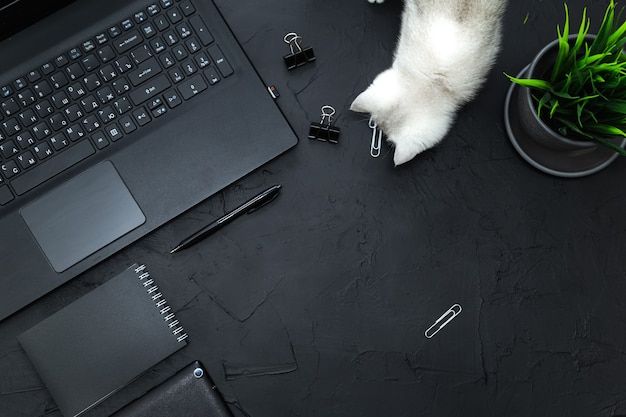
[424,304,462,338]
[368,116,382,158]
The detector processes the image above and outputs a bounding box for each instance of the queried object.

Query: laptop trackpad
[20,161,146,273]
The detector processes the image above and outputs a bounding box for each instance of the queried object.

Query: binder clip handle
[283,32,316,70]
[308,105,340,144]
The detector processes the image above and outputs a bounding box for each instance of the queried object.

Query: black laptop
[0,0,297,321]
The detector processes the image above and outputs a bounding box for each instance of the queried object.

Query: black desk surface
[2,1,626,416]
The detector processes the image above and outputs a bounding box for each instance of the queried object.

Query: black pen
[170,184,282,253]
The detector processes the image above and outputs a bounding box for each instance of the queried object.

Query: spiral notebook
[18,264,188,417]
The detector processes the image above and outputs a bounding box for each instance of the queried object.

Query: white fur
[352,0,507,165]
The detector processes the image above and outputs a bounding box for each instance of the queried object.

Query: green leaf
[504,73,552,90]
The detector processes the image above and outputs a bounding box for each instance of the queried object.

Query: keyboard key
[99,64,118,82]
[97,105,117,123]
[27,69,42,83]
[2,118,21,135]
[1,85,12,98]
[194,51,210,69]
[114,30,142,54]
[68,47,82,60]
[64,104,85,122]
[119,115,137,133]
[176,22,192,39]
[32,122,52,139]
[129,57,162,86]
[50,72,69,89]
[65,124,86,142]
[151,104,167,118]
[0,140,19,158]
[55,54,69,67]
[95,33,108,45]
[66,62,85,81]
[130,45,153,64]
[115,56,134,73]
[109,25,122,38]
[1,98,20,116]
[106,123,123,141]
[0,184,14,205]
[167,7,183,23]
[81,54,100,71]
[147,4,160,16]
[141,23,157,39]
[33,142,53,159]
[180,1,196,16]
[189,16,213,45]
[97,86,115,103]
[208,45,233,77]
[185,37,201,54]
[18,109,37,126]
[1,160,19,178]
[33,80,53,98]
[41,62,55,75]
[48,113,68,130]
[134,11,148,23]
[80,95,99,113]
[83,74,102,91]
[92,131,109,149]
[164,89,182,108]
[11,139,95,195]
[178,74,207,100]
[49,132,69,150]
[82,40,96,53]
[15,132,35,149]
[168,67,184,83]
[132,107,151,126]
[17,88,37,107]
[121,19,134,31]
[129,74,171,105]
[112,78,131,95]
[34,100,54,117]
[97,45,116,63]
[113,97,132,114]
[154,15,170,31]
[82,115,101,132]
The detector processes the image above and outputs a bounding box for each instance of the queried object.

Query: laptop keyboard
[0,0,233,207]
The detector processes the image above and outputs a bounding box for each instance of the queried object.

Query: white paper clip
[368,116,382,158]
[424,304,462,338]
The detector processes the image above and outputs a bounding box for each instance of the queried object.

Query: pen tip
[170,245,181,254]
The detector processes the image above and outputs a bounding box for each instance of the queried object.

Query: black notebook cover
[18,264,188,417]
[111,360,234,417]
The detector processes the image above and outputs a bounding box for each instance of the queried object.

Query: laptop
[0,0,298,321]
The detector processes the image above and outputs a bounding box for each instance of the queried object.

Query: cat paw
[367,0,385,3]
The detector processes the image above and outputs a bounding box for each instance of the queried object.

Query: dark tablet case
[111,360,234,417]
[17,264,187,417]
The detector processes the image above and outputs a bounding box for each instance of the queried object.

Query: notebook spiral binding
[134,264,188,343]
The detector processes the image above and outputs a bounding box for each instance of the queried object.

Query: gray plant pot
[504,34,625,177]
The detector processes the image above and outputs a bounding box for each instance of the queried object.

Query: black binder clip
[308,105,340,143]
[283,32,316,70]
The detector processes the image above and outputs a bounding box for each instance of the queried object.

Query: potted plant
[504,0,626,177]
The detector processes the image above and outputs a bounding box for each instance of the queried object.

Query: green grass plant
[506,0,626,155]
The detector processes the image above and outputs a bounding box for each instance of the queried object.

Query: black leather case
[111,361,234,417]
